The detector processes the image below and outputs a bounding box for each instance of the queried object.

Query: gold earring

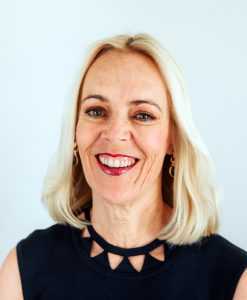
[168,153,175,178]
[73,142,79,166]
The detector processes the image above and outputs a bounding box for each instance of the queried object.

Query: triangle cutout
[128,254,146,272]
[90,240,104,257]
[149,244,165,261]
[107,252,124,270]
[81,226,90,238]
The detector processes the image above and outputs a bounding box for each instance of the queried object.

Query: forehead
[82,49,168,98]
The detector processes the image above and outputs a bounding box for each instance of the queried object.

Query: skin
[76,49,173,251]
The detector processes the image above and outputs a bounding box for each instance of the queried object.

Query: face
[75,49,173,206]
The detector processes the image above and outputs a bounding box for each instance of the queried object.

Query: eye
[84,107,106,118]
[134,112,156,122]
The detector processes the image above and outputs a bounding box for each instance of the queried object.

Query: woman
[1,33,247,299]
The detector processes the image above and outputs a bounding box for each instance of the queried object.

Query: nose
[101,117,131,142]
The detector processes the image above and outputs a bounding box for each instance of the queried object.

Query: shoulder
[17,223,70,271]
[199,233,247,265]
[16,223,70,265]
[18,222,68,243]
[210,234,247,299]
[0,223,69,300]
[198,233,247,297]
[0,247,23,299]
[3,223,70,299]
[17,223,69,249]
[233,269,247,299]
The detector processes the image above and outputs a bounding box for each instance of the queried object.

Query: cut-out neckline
[78,204,168,273]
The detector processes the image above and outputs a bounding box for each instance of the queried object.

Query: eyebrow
[81,94,162,112]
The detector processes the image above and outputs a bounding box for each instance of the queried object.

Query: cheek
[75,121,96,151]
[140,127,169,156]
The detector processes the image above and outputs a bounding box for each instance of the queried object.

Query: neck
[89,193,172,249]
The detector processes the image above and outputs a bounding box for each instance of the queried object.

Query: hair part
[41,32,221,245]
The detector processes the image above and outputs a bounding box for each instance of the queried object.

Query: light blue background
[1,0,246,264]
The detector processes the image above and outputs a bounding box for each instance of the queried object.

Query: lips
[95,154,139,176]
[95,153,139,161]
[95,154,138,165]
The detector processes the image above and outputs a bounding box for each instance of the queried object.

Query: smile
[95,155,139,176]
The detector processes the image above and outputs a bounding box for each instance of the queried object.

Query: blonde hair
[41,32,221,245]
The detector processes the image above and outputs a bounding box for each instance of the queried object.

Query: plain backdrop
[1,0,246,264]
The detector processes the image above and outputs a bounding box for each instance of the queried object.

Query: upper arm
[233,268,247,300]
[0,247,24,300]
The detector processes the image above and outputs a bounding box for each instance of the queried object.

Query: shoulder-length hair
[41,32,221,245]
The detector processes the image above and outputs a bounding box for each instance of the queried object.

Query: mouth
[95,154,139,163]
[94,154,140,176]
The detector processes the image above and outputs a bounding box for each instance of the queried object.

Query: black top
[16,206,247,300]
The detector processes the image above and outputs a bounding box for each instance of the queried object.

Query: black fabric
[16,221,247,300]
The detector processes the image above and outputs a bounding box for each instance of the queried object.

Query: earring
[168,153,175,178]
[73,141,79,166]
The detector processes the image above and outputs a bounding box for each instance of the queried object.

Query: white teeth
[98,155,135,168]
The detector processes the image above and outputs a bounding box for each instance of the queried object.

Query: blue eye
[84,107,155,122]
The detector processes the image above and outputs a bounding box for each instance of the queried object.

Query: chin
[96,190,137,206]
